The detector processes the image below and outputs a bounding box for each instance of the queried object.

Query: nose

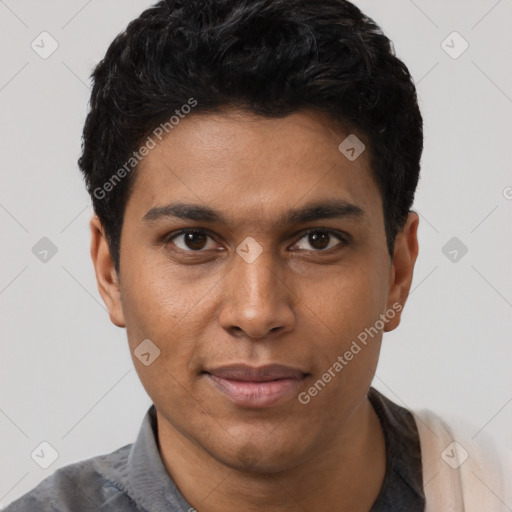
[218,245,296,340]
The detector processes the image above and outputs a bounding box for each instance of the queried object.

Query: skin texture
[90,109,419,512]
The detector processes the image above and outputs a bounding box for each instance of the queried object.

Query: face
[91,109,418,473]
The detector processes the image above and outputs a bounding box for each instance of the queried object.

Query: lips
[203,364,308,408]
[205,363,307,382]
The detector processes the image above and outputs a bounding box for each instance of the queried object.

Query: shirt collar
[123,405,193,512]
[368,387,426,509]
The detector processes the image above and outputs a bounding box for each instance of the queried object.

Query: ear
[384,211,419,332]
[89,215,126,328]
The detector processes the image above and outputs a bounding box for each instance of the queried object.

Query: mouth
[202,363,309,409]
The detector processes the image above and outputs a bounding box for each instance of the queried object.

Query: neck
[157,396,386,512]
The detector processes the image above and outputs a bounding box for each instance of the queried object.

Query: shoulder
[3,444,137,512]
[413,408,511,512]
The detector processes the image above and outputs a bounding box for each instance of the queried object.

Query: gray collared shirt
[4,388,425,511]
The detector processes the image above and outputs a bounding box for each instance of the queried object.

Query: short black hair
[78,0,423,274]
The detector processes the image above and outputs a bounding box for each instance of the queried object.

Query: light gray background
[1,0,511,507]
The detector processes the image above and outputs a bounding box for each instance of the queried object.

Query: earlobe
[89,215,126,328]
[384,212,419,332]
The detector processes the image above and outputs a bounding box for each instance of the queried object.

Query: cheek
[307,263,388,339]
[120,262,218,387]
[121,260,207,341]
[297,269,385,414]
[121,267,203,409]
[297,258,389,394]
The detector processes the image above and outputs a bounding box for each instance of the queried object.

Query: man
[5,0,506,511]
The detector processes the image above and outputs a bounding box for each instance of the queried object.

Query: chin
[209,435,308,475]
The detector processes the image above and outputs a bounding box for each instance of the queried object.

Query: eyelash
[163,228,350,253]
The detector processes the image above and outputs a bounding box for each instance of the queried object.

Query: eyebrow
[142,199,367,227]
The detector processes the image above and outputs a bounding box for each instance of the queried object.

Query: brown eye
[183,231,208,250]
[168,230,216,251]
[292,229,348,251]
[308,231,330,250]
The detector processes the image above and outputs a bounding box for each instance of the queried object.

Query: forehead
[125,109,382,230]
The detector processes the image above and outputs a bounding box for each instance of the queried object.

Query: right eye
[164,229,219,252]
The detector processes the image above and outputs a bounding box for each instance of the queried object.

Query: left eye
[292,229,347,251]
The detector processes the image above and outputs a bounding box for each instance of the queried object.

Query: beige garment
[414,409,511,511]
